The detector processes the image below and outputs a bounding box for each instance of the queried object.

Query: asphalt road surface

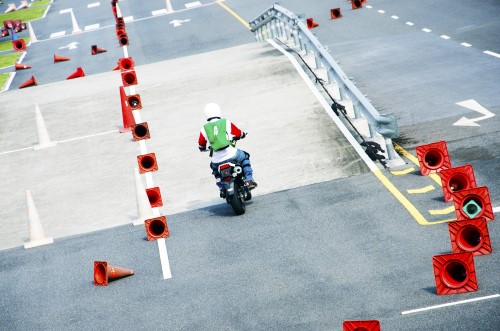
[0,1,498,330]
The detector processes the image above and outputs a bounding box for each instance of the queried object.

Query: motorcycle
[203,136,252,215]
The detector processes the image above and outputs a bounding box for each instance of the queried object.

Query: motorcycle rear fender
[223,181,235,196]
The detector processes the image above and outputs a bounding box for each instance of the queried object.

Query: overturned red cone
[15,62,31,70]
[54,54,70,63]
[93,261,134,286]
[67,67,85,80]
[19,75,37,89]
[91,45,107,55]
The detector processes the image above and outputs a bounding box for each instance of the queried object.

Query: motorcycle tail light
[223,177,231,181]
[219,164,231,170]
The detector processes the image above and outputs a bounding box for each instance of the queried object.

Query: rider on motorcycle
[198,103,257,195]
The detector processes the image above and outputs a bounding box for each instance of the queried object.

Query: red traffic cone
[131,122,150,141]
[146,187,163,208]
[144,216,170,241]
[119,86,136,132]
[12,39,26,52]
[54,54,70,63]
[91,44,107,55]
[330,8,342,19]
[117,57,134,71]
[137,153,158,174]
[352,0,363,10]
[19,75,37,89]
[343,320,380,331]
[15,62,31,70]
[306,18,319,29]
[67,67,85,80]
[93,261,134,286]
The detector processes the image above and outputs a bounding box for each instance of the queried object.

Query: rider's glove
[199,145,207,152]
[240,132,247,139]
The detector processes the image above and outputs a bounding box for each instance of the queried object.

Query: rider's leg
[233,149,254,182]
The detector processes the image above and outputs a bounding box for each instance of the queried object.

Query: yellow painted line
[407,185,435,194]
[216,1,250,29]
[394,144,442,186]
[391,167,415,175]
[373,170,453,225]
[429,205,456,215]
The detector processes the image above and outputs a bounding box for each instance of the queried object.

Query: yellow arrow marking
[407,185,435,194]
[391,167,415,175]
[429,205,456,215]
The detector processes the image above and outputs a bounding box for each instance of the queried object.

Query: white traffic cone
[34,103,57,150]
[24,189,54,249]
[132,168,154,226]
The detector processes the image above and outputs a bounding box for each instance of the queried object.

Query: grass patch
[0,4,48,22]
[0,37,30,52]
[0,53,22,69]
[32,0,53,6]
[0,73,11,91]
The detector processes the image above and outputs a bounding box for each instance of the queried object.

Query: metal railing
[248,4,401,163]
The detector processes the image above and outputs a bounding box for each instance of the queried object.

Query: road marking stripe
[440,35,450,39]
[461,42,472,47]
[57,130,118,144]
[84,24,100,31]
[422,28,431,32]
[50,31,66,38]
[391,167,415,175]
[429,205,455,215]
[152,9,168,16]
[493,206,500,213]
[216,0,250,29]
[124,16,134,22]
[484,50,500,59]
[377,10,385,14]
[87,2,100,8]
[407,185,434,194]
[402,294,500,315]
[406,22,414,26]
[391,15,399,20]
[366,5,373,9]
[0,146,33,155]
[158,238,172,279]
[185,1,202,8]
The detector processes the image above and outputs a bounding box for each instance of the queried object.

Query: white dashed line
[50,31,66,38]
[406,22,414,26]
[185,1,202,8]
[422,28,432,33]
[84,24,100,31]
[461,42,472,47]
[484,50,500,59]
[87,2,100,8]
[366,5,372,9]
[152,9,168,16]
[377,10,385,14]
[124,16,134,22]
[391,15,399,20]
[440,35,451,40]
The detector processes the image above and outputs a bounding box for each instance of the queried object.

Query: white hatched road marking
[87,2,100,8]
[484,50,500,59]
[84,24,100,31]
[50,31,66,38]
[185,1,202,8]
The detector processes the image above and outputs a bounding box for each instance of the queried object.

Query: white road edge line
[268,39,379,172]
[401,294,500,315]
[57,130,118,144]
[493,206,500,213]
[484,50,500,59]
[158,238,172,279]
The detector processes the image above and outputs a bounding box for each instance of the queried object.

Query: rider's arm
[198,131,208,151]
[228,121,246,139]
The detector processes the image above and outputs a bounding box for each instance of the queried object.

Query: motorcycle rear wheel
[228,183,246,215]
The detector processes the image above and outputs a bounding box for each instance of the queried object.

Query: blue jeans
[210,149,254,185]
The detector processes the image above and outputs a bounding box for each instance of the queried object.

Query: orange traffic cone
[67,67,85,80]
[93,261,134,286]
[306,18,319,29]
[91,44,107,55]
[15,62,31,70]
[119,86,136,132]
[19,75,37,88]
[54,54,70,63]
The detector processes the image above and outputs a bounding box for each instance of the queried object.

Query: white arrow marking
[453,99,495,126]
[169,19,191,27]
[58,41,79,50]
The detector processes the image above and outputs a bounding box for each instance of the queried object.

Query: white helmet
[204,103,221,120]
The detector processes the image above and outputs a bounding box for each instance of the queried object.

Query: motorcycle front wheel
[228,182,246,215]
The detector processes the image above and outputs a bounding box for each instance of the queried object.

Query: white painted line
[391,15,399,20]
[84,24,100,31]
[461,42,472,47]
[157,238,172,279]
[0,146,33,155]
[366,5,372,9]
[145,172,154,189]
[50,31,66,38]
[139,140,148,155]
[152,9,168,16]
[406,22,414,26]
[377,10,385,14]
[440,35,451,40]
[422,28,431,33]
[484,50,500,59]
[57,130,119,144]
[59,8,72,14]
[493,206,500,213]
[124,16,134,22]
[185,1,202,8]
[87,2,100,8]
[402,294,500,315]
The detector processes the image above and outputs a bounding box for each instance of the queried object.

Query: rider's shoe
[246,180,258,190]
